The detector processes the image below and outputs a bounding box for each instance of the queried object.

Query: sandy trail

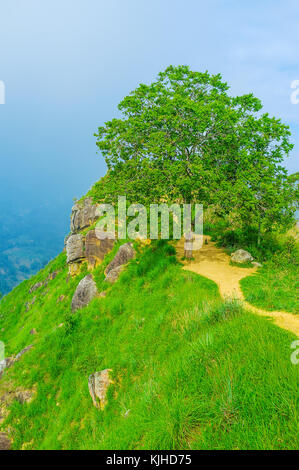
[176,236,299,337]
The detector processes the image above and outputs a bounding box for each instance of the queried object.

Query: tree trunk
[257,219,261,246]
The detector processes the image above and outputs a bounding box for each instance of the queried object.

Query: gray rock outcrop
[105,266,124,284]
[105,243,135,283]
[66,198,119,276]
[66,234,84,264]
[231,249,253,264]
[70,197,100,233]
[0,358,11,376]
[85,230,115,269]
[88,369,113,410]
[71,274,99,312]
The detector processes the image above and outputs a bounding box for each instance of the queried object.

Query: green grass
[224,236,299,315]
[241,254,299,314]
[0,241,298,450]
[229,260,255,269]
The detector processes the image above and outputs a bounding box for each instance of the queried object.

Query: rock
[0,359,7,376]
[25,296,36,311]
[231,249,253,264]
[105,265,124,284]
[0,385,36,433]
[70,197,100,233]
[29,282,43,293]
[88,369,113,410]
[64,233,71,249]
[64,233,71,243]
[0,347,32,379]
[85,230,115,269]
[14,390,34,404]
[48,271,58,281]
[68,262,82,277]
[71,274,99,312]
[252,261,263,268]
[0,357,14,378]
[105,243,135,277]
[29,271,59,294]
[66,234,84,264]
[0,432,11,450]
[104,243,135,283]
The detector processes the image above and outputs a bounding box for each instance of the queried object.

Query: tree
[95,65,296,240]
[288,172,299,209]
[288,172,299,184]
[218,113,296,243]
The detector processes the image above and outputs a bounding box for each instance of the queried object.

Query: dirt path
[176,236,299,337]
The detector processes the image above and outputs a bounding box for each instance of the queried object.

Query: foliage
[94,65,296,243]
[0,241,298,450]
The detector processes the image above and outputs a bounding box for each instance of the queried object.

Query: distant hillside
[0,196,69,296]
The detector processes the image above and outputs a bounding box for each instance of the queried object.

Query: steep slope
[0,237,298,450]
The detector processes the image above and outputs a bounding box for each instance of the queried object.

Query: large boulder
[71,275,99,312]
[66,234,84,264]
[88,369,113,410]
[231,249,253,264]
[105,243,136,280]
[70,197,100,233]
[85,230,115,269]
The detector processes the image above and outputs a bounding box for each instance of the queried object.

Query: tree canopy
[94,65,297,240]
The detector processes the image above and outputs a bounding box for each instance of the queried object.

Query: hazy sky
[0,0,298,214]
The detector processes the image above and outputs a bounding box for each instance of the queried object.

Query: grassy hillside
[241,261,298,314]
[0,240,298,450]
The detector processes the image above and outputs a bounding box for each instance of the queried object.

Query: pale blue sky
[0,0,298,216]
